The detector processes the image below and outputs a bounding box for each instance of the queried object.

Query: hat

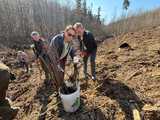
[30,31,39,37]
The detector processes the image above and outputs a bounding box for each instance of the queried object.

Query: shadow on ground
[34,78,55,120]
[97,78,144,120]
[57,98,107,120]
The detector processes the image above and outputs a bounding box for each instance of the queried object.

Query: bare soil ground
[1,26,160,120]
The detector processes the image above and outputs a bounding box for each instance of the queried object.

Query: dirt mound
[4,26,160,120]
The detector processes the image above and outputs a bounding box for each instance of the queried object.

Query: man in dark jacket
[74,23,97,80]
[48,25,77,88]
[31,31,50,80]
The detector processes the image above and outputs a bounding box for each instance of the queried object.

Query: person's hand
[73,56,81,64]
[73,56,82,68]
[30,44,35,49]
[80,51,88,57]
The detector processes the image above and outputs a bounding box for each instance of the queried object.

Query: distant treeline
[106,7,160,36]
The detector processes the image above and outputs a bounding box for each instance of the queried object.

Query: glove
[80,51,88,57]
[73,56,82,68]
[30,44,35,49]
[73,56,81,64]
[65,81,74,87]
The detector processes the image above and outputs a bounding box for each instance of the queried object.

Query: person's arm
[17,54,20,62]
[89,32,96,46]
[48,35,64,73]
[87,32,97,53]
[69,47,76,59]
[31,42,39,59]
[48,35,61,59]
[41,38,49,51]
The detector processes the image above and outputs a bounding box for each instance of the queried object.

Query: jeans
[83,49,97,78]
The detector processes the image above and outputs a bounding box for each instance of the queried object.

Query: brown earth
[1,26,160,120]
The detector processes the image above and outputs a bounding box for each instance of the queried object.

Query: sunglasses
[68,33,75,37]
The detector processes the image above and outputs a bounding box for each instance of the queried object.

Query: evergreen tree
[76,0,82,16]
[97,6,101,23]
[123,0,130,10]
[82,0,87,16]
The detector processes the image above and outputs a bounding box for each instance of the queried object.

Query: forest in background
[0,0,159,48]
[0,0,105,48]
[106,7,160,36]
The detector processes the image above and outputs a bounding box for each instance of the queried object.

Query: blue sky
[56,0,160,24]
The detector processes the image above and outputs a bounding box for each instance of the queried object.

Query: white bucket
[59,82,80,112]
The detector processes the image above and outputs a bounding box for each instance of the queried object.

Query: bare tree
[0,0,107,48]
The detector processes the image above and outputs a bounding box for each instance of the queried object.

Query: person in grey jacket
[48,25,77,88]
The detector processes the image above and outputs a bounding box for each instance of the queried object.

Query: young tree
[123,0,130,10]
[97,6,101,24]
[82,0,87,16]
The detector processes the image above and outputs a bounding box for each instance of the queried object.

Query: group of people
[0,22,97,119]
[30,23,97,83]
